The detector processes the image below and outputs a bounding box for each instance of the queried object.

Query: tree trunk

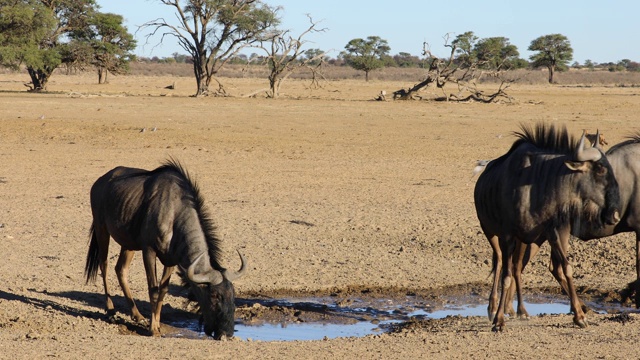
[98,68,108,84]
[193,56,208,96]
[547,65,555,84]
[365,70,370,82]
[268,74,277,98]
[26,67,50,92]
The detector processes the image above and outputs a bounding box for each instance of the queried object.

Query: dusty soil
[1,72,640,359]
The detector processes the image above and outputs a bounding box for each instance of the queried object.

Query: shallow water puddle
[167,295,625,341]
[232,301,575,341]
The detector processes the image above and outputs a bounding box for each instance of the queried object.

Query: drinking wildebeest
[474,124,621,331]
[84,159,246,339]
[500,132,640,316]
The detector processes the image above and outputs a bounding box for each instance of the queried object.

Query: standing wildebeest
[501,132,640,316]
[84,159,246,339]
[474,124,621,331]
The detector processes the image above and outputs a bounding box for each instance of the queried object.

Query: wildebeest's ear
[565,160,589,172]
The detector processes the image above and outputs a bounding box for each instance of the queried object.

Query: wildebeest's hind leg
[492,235,516,332]
[510,240,542,319]
[86,223,117,321]
[487,235,501,322]
[115,248,145,323]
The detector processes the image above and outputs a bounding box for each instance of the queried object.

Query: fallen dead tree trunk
[393,35,517,103]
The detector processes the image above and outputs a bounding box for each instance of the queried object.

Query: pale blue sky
[98,0,639,64]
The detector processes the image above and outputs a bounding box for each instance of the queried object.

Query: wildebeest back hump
[91,166,149,215]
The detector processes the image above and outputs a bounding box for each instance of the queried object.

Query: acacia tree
[342,36,390,81]
[82,13,136,84]
[452,32,520,70]
[303,48,326,66]
[474,37,519,70]
[141,0,280,96]
[528,34,573,84]
[0,0,57,80]
[255,16,326,98]
[451,31,478,67]
[0,0,97,91]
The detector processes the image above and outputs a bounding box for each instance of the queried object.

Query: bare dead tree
[255,15,327,99]
[139,1,279,97]
[393,34,516,103]
[307,60,332,90]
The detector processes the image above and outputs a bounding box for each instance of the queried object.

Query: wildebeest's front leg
[549,228,587,328]
[142,249,163,336]
[153,265,175,332]
[505,237,588,315]
[547,248,588,313]
[115,248,145,323]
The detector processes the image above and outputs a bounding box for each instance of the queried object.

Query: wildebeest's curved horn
[187,253,224,285]
[576,130,602,162]
[223,250,247,282]
[593,129,603,150]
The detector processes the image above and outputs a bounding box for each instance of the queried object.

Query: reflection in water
[236,322,384,341]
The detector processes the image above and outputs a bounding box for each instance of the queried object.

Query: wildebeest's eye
[594,164,607,176]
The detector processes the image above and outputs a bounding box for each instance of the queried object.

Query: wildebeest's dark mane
[485,123,576,173]
[510,123,576,155]
[153,158,224,271]
[607,132,640,155]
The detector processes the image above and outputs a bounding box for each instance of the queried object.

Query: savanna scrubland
[1,67,640,359]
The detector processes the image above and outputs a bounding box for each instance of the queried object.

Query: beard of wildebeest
[192,280,236,339]
[599,157,623,226]
[567,154,622,233]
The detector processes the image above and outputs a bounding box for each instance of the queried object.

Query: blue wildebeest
[502,132,640,316]
[84,159,246,339]
[474,124,621,331]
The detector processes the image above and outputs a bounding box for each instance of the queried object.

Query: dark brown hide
[474,124,621,331]
[85,159,245,338]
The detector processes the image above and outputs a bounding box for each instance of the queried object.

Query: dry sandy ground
[1,72,640,359]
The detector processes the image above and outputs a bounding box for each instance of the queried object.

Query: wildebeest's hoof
[491,323,505,332]
[574,317,588,328]
[488,311,496,322]
[106,310,117,324]
[132,314,146,325]
[517,309,530,320]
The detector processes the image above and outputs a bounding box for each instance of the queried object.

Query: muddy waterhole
[160,293,630,341]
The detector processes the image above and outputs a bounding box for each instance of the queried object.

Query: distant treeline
[125,62,640,87]
[139,52,640,73]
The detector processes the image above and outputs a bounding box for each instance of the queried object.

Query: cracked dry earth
[1,73,640,359]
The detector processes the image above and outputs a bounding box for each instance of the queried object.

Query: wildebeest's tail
[85,224,100,284]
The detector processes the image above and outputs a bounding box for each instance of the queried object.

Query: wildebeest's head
[565,130,621,227]
[198,279,237,339]
[187,251,247,340]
